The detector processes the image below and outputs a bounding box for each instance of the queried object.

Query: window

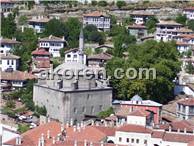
[73,108,77,114]
[119,137,122,142]
[136,139,139,144]
[0,60,2,64]
[126,138,129,143]
[11,60,14,65]
[73,54,77,58]
[144,140,147,144]
[131,139,134,143]
[91,106,94,114]
[99,105,103,111]
[7,60,9,65]
[67,54,71,58]
[82,107,86,113]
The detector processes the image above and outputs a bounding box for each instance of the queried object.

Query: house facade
[28,16,50,33]
[0,0,15,17]
[130,12,154,25]
[0,38,21,54]
[0,54,20,71]
[127,24,148,38]
[83,11,111,31]
[183,7,194,20]
[39,35,66,57]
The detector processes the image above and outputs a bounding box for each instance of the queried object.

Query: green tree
[91,0,97,6]
[186,62,194,74]
[109,25,126,37]
[98,0,108,7]
[145,16,158,34]
[187,20,194,31]
[175,14,187,25]
[98,107,114,118]
[116,1,126,9]
[1,14,16,38]
[34,105,47,116]
[106,40,181,103]
[18,15,28,25]
[44,18,67,37]
[123,17,134,25]
[18,124,30,133]
[6,100,16,109]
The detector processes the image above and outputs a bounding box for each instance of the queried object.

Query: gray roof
[131,94,143,102]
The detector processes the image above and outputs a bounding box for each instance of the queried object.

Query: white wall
[127,115,146,126]
[0,59,19,71]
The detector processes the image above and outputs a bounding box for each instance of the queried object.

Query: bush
[98,107,114,118]
[98,0,108,7]
[18,124,30,133]
[34,105,47,116]
[116,1,126,9]
[6,100,16,109]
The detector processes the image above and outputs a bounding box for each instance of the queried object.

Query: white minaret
[78,29,84,64]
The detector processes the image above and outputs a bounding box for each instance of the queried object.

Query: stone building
[33,30,112,123]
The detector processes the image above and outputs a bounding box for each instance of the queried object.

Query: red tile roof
[177,98,194,106]
[39,35,65,42]
[128,110,150,117]
[184,7,194,11]
[88,53,112,61]
[32,48,50,56]
[151,130,165,138]
[163,132,194,143]
[83,11,106,17]
[128,25,146,29]
[178,34,194,39]
[1,38,20,44]
[1,71,37,81]
[34,60,50,68]
[117,124,152,134]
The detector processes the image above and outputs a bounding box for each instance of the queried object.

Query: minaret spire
[78,28,84,64]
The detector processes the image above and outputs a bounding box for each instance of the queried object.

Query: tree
[145,16,158,34]
[91,0,97,6]
[109,25,126,37]
[98,0,108,7]
[175,14,187,25]
[18,124,30,133]
[6,100,16,109]
[123,17,134,25]
[1,14,16,38]
[116,1,126,9]
[44,18,67,37]
[34,105,47,116]
[18,15,28,25]
[106,40,181,103]
[187,20,194,31]
[98,107,114,118]
[186,62,194,74]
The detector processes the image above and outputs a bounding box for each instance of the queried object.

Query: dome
[54,62,88,75]
[131,94,143,102]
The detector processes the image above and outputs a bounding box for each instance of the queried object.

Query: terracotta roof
[159,120,194,132]
[32,48,50,56]
[28,18,50,23]
[117,124,152,134]
[128,24,146,29]
[1,71,37,81]
[64,48,79,54]
[184,7,194,11]
[128,110,150,117]
[174,27,193,33]
[188,140,194,146]
[39,35,65,42]
[177,98,194,106]
[83,11,106,17]
[178,34,194,39]
[176,41,192,46]
[163,132,194,143]
[157,21,182,26]
[151,130,165,138]
[1,38,20,44]
[88,53,112,60]
[0,54,20,59]
[0,0,14,3]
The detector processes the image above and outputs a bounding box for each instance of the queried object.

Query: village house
[129,12,154,25]
[113,94,162,125]
[155,20,183,42]
[87,52,112,68]
[31,48,52,76]
[33,30,112,123]
[127,24,148,38]
[176,34,194,53]
[64,30,86,64]
[0,53,20,71]
[0,0,15,17]
[177,98,194,120]
[183,7,194,20]
[83,11,111,31]
[28,16,50,33]
[0,38,21,54]
[1,70,36,88]
[38,35,66,57]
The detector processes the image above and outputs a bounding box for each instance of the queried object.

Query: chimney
[70,119,73,126]
[100,141,104,146]
[41,133,44,146]
[177,128,180,133]
[57,134,60,141]
[90,142,93,146]
[81,121,84,128]
[74,140,77,146]
[184,128,187,133]
[66,121,69,128]
[61,123,64,132]
[73,125,76,132]
[47,130,50,139]
[84,140,87,146]
[16,136,22,145]
[52,137,55,144]
[169,126,172,132]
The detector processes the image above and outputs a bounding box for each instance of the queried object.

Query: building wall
[127,115,146,126]
[174,85,194,97]
[0,59,19,71]
[184,10,194,20]
[33,85,112,123]
[65,51,87,65]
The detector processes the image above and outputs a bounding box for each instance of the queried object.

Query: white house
[0,53,20,71]
[155,20,183,42]
[28,16,50,33]
[130,12,154,25]
[38,35,66,57]
[0,0,15,17]
[0,38,21,54]
[64,30,87,64]
[183,7,194,20]
[83,11,111,31]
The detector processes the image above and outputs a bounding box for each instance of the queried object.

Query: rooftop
[28,17,50,23]
[32,48,50,56]
[156,20,183,26]
[39,35,66,42]
[128,24,147,29]
[88,53,112,61]
[83,11,107,17]
[0,54,20,60]
[184,7,194,11]
[1,71,37,81]
[0,38,20,44]
[177,98,194,106]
